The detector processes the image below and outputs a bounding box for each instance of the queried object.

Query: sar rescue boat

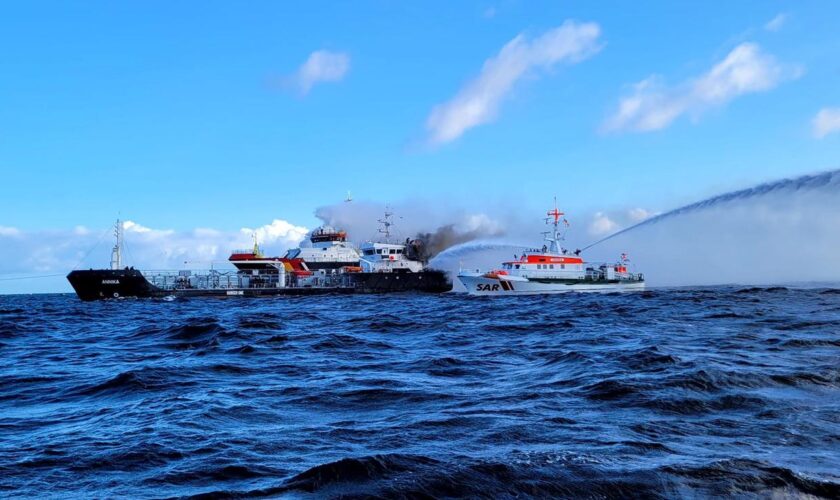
[457,203,645,295]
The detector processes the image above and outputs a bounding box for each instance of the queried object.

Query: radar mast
[542,198,566,254]
[377,208,394,242]
[110,219,123,270]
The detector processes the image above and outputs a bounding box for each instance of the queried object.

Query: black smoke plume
[313,200,507,260]
[410,224,504,262]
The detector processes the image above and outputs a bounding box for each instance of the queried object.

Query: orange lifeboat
[483,270,509,279]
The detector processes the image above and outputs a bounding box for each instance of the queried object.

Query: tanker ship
[67,212,451,301]
[457,203,645,295]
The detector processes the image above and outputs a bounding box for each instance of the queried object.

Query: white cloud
[764,13,787,32]
[193,228,222,238]
[241,219,309,247]
[627,208,655,222]
[0,226,21,237]
[123,220,154,234]
[604,43,798,133]
[425,20,602,145]
[459,213,504,234]
[290,50,350,95]
[586,208,659,237]
[812,107,840,139]
[588,212,618,236]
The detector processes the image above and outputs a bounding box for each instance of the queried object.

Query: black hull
[67,269,165,301]
[67,268,452,301]
[349,270,451,293]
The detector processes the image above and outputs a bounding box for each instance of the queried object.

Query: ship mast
[377,208,394,242]
[110,219,123,270]
[252,232,262,257]
[543,198,565,254]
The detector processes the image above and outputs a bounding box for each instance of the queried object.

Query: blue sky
[1,1,840,291]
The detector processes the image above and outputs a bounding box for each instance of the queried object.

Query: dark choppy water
[1,288,839,498]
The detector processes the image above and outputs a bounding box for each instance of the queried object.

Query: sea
[1,287,838,499]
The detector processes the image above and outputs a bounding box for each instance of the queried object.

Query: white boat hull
[457,274,645,295]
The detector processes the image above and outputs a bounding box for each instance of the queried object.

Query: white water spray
[430,240,530,290]
[584,169,840,251]
[584,169,840,286]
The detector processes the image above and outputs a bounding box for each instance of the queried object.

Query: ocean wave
[75,367,192,396]
[150,463,282,485]
[188,454,840,499]
[129,318,244,350]
[0,321,22,338]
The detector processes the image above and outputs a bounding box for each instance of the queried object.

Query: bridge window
[550,264,554,269]
[515,264,520,269]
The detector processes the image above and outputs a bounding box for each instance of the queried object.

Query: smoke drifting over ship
[412,224,503,261]
[314,200,506,260]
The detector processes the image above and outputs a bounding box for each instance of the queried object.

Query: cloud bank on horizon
[424,20,603,146]
[603,43,800,133]
[0,219,308,281]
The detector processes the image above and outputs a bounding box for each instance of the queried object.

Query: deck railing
[140,269,356,290]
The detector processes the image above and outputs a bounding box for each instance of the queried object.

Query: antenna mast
[377,208,393,242]
[252,232,262,257]
[110,219,123,270]
[544,198,565,254]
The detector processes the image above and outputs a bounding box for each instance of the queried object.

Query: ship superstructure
[358,210,424,274]
[228,226,359,274]
[457,202,645,295]
[228,235,299,274]
[284,226,361,270]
